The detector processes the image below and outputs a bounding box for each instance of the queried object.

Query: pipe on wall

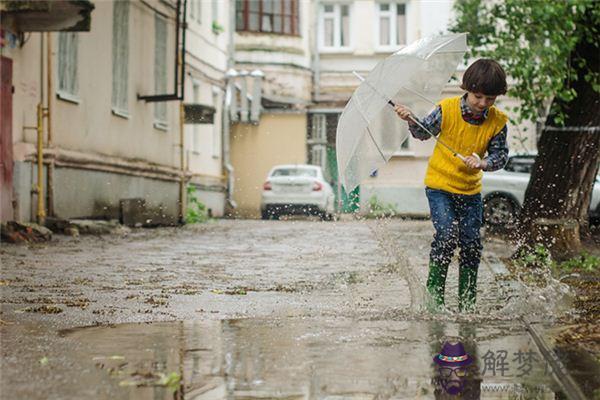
[36,103,45,225]
[46,32,54,217]
[222,0,237,211]
[35,33,46,224]
[179,101,186,223]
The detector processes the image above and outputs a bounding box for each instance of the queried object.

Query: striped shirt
[408,94,509,171]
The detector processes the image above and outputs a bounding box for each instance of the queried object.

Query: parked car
[260,164,335,220]
[481,154,600,226]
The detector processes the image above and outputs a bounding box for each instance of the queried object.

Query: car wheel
[320,212,333,221]
[261,210,269,220]
[483,195,519,226]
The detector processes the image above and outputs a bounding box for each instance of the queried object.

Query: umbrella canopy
[336,33,468,192]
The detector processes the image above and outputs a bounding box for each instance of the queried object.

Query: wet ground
[0,219,597,399]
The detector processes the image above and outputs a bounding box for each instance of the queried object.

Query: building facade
[1,0,228,225]
[228,0,313,218]
[183,0,229,217]
[1,0,539,224]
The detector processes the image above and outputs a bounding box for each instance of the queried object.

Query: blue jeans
[425,188,483,269]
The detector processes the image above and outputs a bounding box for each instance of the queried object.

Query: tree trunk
[518,24,600,261]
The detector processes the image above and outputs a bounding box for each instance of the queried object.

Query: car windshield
[505,157,535,173]
[271,168,317,178]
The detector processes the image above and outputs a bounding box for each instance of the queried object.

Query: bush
[366,195,399,218]
[555,252,600,273]
[186,185,209,224]
[514,244,552,270]
[513,243,600,278]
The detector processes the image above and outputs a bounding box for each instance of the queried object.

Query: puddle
[62,317,566,399]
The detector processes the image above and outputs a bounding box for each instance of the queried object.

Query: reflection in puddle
[64,318,563,399]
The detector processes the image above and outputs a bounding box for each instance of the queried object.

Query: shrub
[186,185,209,224]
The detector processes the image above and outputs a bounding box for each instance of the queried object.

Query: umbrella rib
[366,125,387,162]
[401,86,437,107]
[352,94,388,163]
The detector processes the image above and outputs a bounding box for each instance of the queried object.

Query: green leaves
[186,185,209,224]
[451,0,600,126]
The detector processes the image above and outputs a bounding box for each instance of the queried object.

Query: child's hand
[394,104,413,121]
[463,155,487,170]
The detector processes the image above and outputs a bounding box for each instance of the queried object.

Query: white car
[260,164,336,220]
[481,154,600,226]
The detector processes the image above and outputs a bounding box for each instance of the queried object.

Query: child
[394,59,509,312]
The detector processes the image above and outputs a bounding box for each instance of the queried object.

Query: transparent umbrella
[336,33,468,192]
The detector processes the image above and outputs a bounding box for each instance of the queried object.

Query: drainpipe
[46,32,54,217]
[36,103,45,225]
[36,33,46,225]
[228,71,239,122]
[249,69,264,124]
[223,68,238,210]
[222,0,237,211]
[238,70,249,123]
[179,101,186,223]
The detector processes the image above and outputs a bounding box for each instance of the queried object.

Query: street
[1,219,590,399]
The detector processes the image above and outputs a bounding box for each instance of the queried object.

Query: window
[320,3,350,50]
[376,2,407,48]
[190,0,201,24]
[312,114,326,143]
[192,82,200,152]
[212,0,218,23]
[212,88,220,157]
[112,0,129,115]
[57,32,79,99]
[154,15,168,129]
[236,0,300,35]
[400,136,409,149]
[505,156,535,173]
[310,114,327,169]
[271,167,317,178]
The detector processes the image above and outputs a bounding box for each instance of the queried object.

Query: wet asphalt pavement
[0,219,594,399]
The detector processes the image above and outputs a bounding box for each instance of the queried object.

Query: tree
[452,0,600,259]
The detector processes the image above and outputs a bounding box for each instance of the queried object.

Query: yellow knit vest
[424,96,508,195]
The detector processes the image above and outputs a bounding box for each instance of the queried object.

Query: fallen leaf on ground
[20,305,63,314]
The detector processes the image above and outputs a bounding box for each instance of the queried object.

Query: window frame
[236,0,300,36]
[111,0,130,118]
[154,14,168,131]
[57,32,80,102]
[190,0,201,24]
[319,3,352,52]
[375,1,408,51]
[392,136,411,155]
[192,81,201,153]
[211,87,220,158]
[309,114,328,170]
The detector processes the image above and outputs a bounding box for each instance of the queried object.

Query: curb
[482,255,588,400]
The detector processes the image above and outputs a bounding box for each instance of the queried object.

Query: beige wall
[230,113,307,217]
[6,1,181,167]
[3,0,187,222]
[184,0,228,179]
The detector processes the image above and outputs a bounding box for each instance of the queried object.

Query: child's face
[466,92,497,114]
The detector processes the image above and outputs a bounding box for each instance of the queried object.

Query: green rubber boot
[426,262,448,311]
[458,266,478,313]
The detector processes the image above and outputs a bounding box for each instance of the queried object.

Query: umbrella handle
[457,152,482,167]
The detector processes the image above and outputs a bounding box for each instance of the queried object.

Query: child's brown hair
[460,59,507,96]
